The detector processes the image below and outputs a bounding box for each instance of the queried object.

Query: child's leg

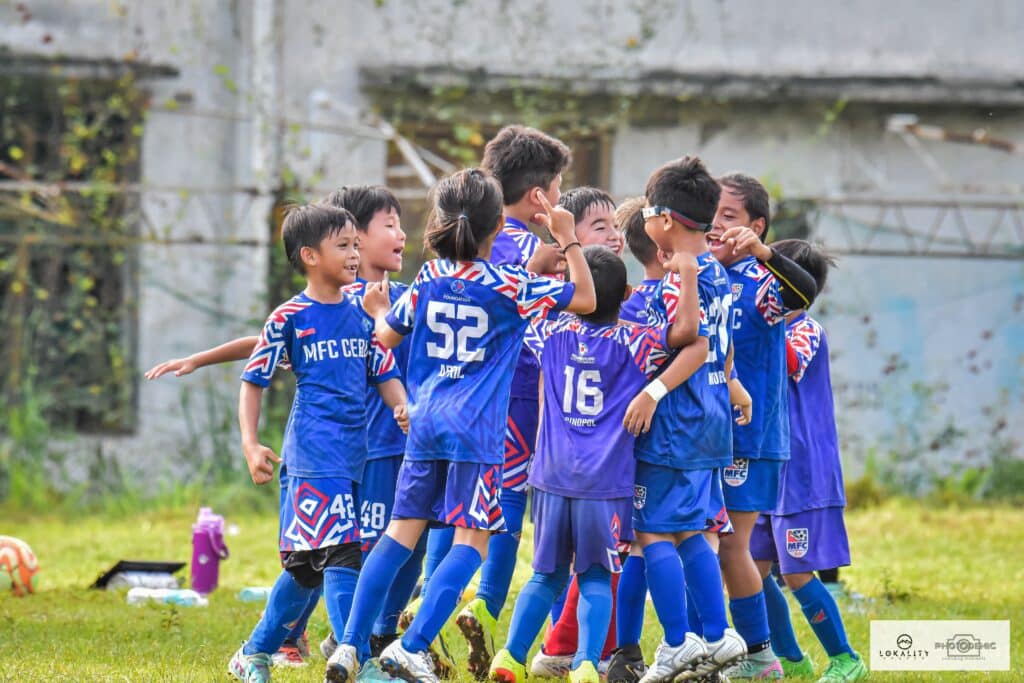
[505,565,572,663]
[284,584,321,643]
[421,526,454,590]
[760,563,803,661]
[615,552,646,648]
[550,581,569,625]
[246,569,316,655]
[574,565,613,669]
[477,485,526,618]
[639,535,690,646]
[374,533,427,637]
[599,571,620,660]
[789,573,856,657]
[543,576,581,655]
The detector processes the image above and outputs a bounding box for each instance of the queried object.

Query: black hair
[644,156,720,227]
[617,195,658,267]
[323,185,401,231]
[281,204,356,274]
[770,239,837,296]
[558,187,615,223]
[424,168,504,261]
[580,245,628,325]
[718,172,771,236]
[481,125,572,205]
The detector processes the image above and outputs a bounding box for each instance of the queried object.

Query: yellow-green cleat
[457,597,498,679]
[489,648,527,683]
[816,652,867,682]
[569,661,601,683]
[780,652,817,678]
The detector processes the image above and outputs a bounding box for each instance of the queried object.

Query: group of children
[147,125,867,683]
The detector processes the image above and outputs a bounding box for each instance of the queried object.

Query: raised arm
[664,254,701,349]
[623,337,709,436]
[238,382,280,485]
[535,193,596,315]
[720,226,818,310]
[145,336,259,379]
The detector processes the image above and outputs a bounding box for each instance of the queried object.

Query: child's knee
[782,571,814,591]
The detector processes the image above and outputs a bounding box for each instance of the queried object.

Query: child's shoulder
[265,292,314,325]
[728,255,771,282]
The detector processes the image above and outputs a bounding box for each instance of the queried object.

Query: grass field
[1,498,1020,682]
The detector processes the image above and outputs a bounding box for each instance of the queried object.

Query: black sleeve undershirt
[761,248,818,311]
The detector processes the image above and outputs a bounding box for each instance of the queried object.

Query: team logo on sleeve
[633,485,647,510]
[786,528,809,558]
[723,458,749,487]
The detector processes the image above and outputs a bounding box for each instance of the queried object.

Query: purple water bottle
[191,507,229,594]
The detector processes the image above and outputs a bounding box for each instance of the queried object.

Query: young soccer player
[747,240,867,683]
[618,195,664,325]
[488,245,701,683]
[705,174,819,680]
[621,156,748,683]
[227,204,407,683]
[328,168,596,683]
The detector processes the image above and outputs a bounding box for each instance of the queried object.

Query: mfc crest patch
[731,283,744,300]
[723,458,749,487]
[786,528,809,558]
[633,485,647,510]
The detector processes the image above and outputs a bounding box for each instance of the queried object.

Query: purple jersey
[241,292,398,479]
[727,256,791,461]
[524,315,670,499]
[620,278,660,325]
[775,314,846,514]
[634,253,734,471]
[385,259,574,465]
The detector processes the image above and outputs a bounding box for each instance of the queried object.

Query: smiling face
[576,201,623,255]
[709,186,755,266]
[359,207,406,276]
[310,223,360,287]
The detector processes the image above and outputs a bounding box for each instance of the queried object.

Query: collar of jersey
[504,216,529,230]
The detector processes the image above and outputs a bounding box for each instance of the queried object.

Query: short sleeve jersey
[385,259,575,465]
[634,253,734,471]
[241,292,399,479]
[727,256,791,461]
[341,279,411,460]
[620,279,661,325]
[524,315,670,499]
[775,313,846,514]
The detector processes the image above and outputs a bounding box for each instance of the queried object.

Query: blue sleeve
[241,312,292,387]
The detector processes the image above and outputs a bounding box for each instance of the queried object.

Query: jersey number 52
[425,302,489,362]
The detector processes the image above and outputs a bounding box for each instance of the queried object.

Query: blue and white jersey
[634,252,734,471]
[525,315,670,499]
[620,278,660,325]
[342,278,411,460]
[385,259,575,465]
[242,292,399,480]
[728,256,791,461]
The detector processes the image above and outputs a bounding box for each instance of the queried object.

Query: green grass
[1,498,1020,682]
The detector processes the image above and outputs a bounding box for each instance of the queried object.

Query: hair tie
[458,212,469,220]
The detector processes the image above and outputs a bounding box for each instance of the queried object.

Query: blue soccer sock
[245,570,314,655]
[616,555,647,647]
[402,544,482,653]
[729,592,771,651]
[642,541,689,647]
[685,586,703,638]
[793,578,855,658]
[574,566,613,669]
[341,535,413,654]
[763,576,802,660]
[477,487,526,619]
[374,534,427,636]
[422,526,454,591]
[679,534,729,642]
[506,565,571,664]
[285,583,322,642]
[550,581,570,624]
[323,566,359,645]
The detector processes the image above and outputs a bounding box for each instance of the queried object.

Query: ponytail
[425,169,504,261]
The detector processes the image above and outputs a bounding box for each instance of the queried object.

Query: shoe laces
[278,646,303,664]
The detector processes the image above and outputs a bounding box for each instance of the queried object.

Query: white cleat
[683,628,747,681]
[325,643,360,683]
[379,639,439,683]
[529,649,575,677]
[638,633,707,683]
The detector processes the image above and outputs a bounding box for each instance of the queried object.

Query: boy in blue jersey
[227,204,407,683]
[328,168,596,683]
[747,240,867,683]
[706,174,819,680]
[621,156,748,683]
[618,196,664,326]
[488,246,705,683]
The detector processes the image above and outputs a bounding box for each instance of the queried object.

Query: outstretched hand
[144,357,197,380]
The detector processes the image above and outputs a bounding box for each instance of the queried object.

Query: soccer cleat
[325,643,360,683]
[356,658,396,683]
[780,653,817,678]
[638,633,707,683]
[605,646,648,683]
[456,597,498,679]
[397,597,422,632]
[686,629,748,680]
[816,653,867,682]
[271,643,306,668]
[569,661,601,683]
[229,645,273,683]
[296,631,311,658]
[721,655,783,680]
[321,632,339,660]
[529,648,574,678]
[489,648,528,683]
[379,639,440,683]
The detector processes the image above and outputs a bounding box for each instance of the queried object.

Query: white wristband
[643,378,669,403]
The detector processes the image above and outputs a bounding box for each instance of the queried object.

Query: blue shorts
[359,454,402,552]
[722,458,783,512]
[392,460,506,532]
[503,397,539,492]
[708,470,734,535]
[749,507,851,575]
[633,462,716,534]
[531,489,631,574]
[279,475,360,552]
